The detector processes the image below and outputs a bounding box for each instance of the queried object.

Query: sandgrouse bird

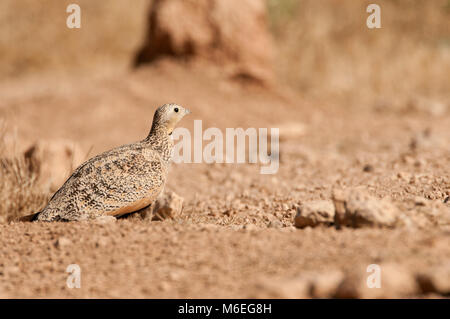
[21,103,190,222]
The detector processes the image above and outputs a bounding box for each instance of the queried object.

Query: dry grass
[0,123,48,223]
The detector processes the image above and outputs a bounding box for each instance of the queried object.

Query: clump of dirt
[22,139,86,192]
[135,0,275,84]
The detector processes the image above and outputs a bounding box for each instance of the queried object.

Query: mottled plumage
[28,103,190,222]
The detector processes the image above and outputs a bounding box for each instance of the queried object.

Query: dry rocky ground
[0,0,449,299]
[0,60,449,298]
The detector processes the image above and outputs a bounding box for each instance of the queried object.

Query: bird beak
[185,108,191,115]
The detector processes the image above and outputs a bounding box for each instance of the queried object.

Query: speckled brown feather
[31,103,188,222]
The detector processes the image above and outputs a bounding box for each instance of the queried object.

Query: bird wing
[104,183,163,217]
[39,144,167,220]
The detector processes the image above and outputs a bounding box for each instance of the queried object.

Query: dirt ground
[0,0,449,299]
[0,60,449,298]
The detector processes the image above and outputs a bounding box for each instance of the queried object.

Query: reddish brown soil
[0,61,449,298]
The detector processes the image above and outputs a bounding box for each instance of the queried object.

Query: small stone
[415,200,450,227]
[397,172,412,182]
[360,263,419,298]
[294,200,335,228]
[253,276,309,298]
[310,270,345,298]
[331,190,345,218]
[252,270,344,298]
[335,263,418,298]
[152,191,184,220]
[23,139,85,191]
[416,262,450,295]
[332,188,400,228]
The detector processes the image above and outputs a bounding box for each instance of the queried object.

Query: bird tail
[16,212,40,222]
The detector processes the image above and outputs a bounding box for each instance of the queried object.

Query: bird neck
[144,124,174,163]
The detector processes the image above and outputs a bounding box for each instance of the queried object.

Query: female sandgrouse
[26,103,190,222]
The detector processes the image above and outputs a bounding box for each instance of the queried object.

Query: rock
[333,263,419,298]
[416,262,450,295]
[23,139,85,191]
[135,0,274,84]
[253,276,309,298]
[334,274,361,298]
[358,263,418,298]
[332,188,400,228]
[152,191,184,220]
[309,270,346,298]
[423,201,450,226]
[294,200,335,228]
[407,199,450,228]
[253,270,345,298]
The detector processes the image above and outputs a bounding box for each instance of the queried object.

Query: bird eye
[174,107,179,113]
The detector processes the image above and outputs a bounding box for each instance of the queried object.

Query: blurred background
[1,0,449,106]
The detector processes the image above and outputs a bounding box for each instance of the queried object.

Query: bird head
[151,103,191,135]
